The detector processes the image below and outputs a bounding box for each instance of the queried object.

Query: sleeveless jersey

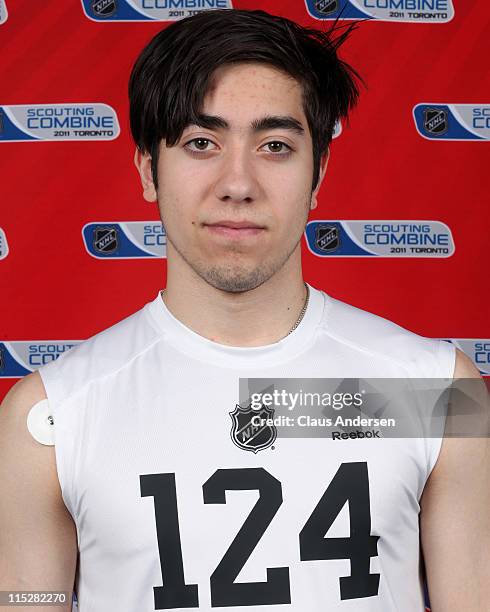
[37,284,455,612]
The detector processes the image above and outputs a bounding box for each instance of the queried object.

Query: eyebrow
[186,114,305,135]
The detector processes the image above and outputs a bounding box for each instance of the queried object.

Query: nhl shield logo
[91,0,117,17]
[315,224,340,253]
[315,0,338,14]
[230,403,276,453]
[423,107,448,136]
[93,226,118,254]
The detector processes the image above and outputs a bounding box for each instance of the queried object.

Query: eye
[184,138,217,153]
[262,141,292,155]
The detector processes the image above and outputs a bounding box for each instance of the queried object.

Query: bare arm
[0,371,78,611]
[420,348,490,611]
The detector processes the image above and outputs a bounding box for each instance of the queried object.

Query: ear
[134,147,157,202]
[310,148,330,210]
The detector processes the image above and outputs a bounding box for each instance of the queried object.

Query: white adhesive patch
[26,399,55,446]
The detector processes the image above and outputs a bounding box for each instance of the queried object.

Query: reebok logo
[332,429,381,440]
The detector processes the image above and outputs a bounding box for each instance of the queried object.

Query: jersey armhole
[425,340,457,480]
[37,364,78,523]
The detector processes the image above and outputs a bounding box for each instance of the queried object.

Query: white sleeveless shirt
[38,284,454,611]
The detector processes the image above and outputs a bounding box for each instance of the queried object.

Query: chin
[198,266,271,294]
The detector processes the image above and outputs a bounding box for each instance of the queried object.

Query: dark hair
[129,9,362,192]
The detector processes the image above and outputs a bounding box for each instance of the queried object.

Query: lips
[205,220,264,229]
[204,220,265,239]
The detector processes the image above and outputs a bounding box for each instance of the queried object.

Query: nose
[213,146,260,203]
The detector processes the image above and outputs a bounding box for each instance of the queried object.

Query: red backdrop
[0,2,489,609]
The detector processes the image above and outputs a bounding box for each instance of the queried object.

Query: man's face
[138,62,326,293]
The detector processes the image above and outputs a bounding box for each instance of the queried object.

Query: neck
[162,249,308,347]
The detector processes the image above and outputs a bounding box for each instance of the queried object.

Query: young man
[0,9,488,612]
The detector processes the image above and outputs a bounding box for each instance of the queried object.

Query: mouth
[203,221,266,239]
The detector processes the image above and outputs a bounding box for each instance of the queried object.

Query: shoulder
[453,346,481,378]
[0,370,59,496]
[37,298,162,405]
[0,370,47,430]
[319,292,456,377]
[421,347,486,503]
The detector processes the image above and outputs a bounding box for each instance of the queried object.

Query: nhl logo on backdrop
[314,0,338,14]
[91,0,117,17]
[230,403,277,453]
[315,224,340,253]
[423,107,448,136]
[93,226,118,254]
